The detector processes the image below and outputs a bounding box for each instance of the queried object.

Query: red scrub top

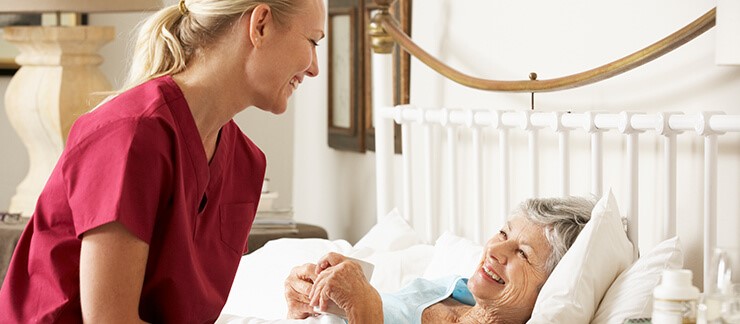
[0,75,266,323]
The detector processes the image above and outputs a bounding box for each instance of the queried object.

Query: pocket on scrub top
[219,202,255,254]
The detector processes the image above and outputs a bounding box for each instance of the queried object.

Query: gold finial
[369,11,395,54]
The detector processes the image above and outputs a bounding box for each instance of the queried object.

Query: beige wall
[0,77,27,210]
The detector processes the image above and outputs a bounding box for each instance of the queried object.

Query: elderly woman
[284,196,594,323]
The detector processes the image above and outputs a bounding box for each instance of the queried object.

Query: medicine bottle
[652,269,701,324]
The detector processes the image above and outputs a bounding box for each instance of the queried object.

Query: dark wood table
[0,218,29,288]
[247,223,328,254]
[1,220,327,286]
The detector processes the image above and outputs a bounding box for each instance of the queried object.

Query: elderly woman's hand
[309,252,383,322]
[284,263,318,319]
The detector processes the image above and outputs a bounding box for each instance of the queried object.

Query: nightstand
[246,223,328,254]
[1,217,28,288]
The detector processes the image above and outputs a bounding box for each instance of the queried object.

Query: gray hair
[516,196,596,274]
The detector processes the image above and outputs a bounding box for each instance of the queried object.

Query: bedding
[592,236,684,323]
[218,192,684,323]
[529,190,635,323]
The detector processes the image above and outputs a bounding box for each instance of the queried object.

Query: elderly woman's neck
[425,299,530,324]
[459,304,531,324]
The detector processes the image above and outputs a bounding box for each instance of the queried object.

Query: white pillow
[422,231,483,280]
[354,208,423,252]
[362,244,435,293]
[529,190,635,324]
[592,236,684,324]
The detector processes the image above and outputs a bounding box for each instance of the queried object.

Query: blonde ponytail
[123,0,299,90]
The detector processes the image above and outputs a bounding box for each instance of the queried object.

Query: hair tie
[178,0,189,16]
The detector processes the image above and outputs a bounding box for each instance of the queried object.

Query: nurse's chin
[253,103,288,115]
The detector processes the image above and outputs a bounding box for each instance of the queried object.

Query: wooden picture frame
[327,0,411,152]
[328,1,365,151]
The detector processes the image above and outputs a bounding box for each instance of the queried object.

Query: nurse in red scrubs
[0,0,325,322]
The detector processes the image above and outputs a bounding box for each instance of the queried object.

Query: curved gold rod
[375,7,716,93]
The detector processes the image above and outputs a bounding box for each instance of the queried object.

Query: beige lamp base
[3,26,114,217]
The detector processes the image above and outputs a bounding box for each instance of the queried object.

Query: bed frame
[368,1,739,290]
[374,107,739,290]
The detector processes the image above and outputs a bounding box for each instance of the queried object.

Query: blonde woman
[0,0,325,322]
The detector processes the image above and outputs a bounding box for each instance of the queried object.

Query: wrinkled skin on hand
[308,252,383,322]
[284,263,318,319]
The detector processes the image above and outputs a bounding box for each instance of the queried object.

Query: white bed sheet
[218,209,444,321]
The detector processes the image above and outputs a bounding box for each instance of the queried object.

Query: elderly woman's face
[467,214,551,315]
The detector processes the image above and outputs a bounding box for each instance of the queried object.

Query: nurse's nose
[306,47,319,77]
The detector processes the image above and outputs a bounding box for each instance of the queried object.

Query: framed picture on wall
[327,0,410,153]
[328,1,364,152]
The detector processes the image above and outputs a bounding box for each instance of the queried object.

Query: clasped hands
[284,252,382,322]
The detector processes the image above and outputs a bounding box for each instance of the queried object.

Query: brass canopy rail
[369,5,716,93]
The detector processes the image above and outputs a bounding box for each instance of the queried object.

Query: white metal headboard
[374,106,740,289]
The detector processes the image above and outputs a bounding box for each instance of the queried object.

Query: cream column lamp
[0,0,162,217]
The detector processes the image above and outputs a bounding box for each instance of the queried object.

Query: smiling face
[467,214,552,319]
[247,0,326,114]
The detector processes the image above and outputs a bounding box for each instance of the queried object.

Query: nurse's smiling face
[247,0,325,114]
[467,215,551,320]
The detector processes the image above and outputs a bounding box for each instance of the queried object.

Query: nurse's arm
[80,221,150,324]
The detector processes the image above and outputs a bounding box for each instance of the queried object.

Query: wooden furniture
[246,223,328,254]
[0,218,28,288]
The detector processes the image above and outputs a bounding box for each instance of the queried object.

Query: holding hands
[284,252,382,322]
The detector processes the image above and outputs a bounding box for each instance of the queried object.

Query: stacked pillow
[528,191,635,322]
[528,191,683,323]
[592,236,683,323]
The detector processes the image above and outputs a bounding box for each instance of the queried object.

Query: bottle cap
[661,269,693,287]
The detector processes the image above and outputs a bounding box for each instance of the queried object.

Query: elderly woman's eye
[517,249,528,260]
[498,230,507,239]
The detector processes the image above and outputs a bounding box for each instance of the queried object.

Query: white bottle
[653,269,701,324]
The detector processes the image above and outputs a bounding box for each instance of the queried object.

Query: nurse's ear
[249,4,273,48]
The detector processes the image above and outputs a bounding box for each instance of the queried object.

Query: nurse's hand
[309,253,383,322]
[284,263,318,319]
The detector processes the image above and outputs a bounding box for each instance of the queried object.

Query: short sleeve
[62,117,174,244]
